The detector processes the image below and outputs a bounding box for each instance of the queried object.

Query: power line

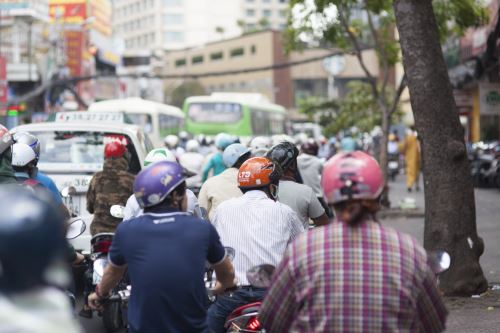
[11,48,359,104]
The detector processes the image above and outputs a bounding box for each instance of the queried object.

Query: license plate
[92,258,109,285]
[389,161,398,169]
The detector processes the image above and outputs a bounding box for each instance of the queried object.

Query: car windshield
[188,102,243,123]
[33,131,140,173]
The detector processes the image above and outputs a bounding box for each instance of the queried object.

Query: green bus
[184,93,287,136]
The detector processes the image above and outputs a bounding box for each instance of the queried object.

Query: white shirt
[212,190,304,285]
[123,189,202,221]
[297,153,324,197]
[0,287,82,333]
[277,180,325,229]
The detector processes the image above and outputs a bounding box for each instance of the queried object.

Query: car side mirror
[66,218,86,239]
[110,205,125,219]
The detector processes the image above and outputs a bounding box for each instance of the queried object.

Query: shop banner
[480,83,500,115]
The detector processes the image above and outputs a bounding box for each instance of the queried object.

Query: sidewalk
[380,174,500,333]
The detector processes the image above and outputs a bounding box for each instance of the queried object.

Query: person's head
[321,151,383,226]
[301,139,319,156]
[144,148,176,167]
[237,157,282,201]
[223,143,251,169]
[0,186,67,294]
[164,135,179,149]
[0,125,13,161]
[134,161,188,212]
[11,143,37,175]
[179,131,189,141]
[215,133,234,151]
[186,139,200,153]
[249,136,271,157]
[266,141,300,177]
[12,132,40,164]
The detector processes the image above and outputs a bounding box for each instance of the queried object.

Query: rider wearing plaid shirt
[259,151,447,333]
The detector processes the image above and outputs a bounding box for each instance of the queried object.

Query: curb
[379,208,425,219]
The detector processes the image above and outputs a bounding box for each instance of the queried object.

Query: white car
[12,112,154,251]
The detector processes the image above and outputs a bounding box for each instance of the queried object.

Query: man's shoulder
[377,223,426,258]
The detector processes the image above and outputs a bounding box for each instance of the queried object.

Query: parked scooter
[387,153,400,181]
[470,141,500,188]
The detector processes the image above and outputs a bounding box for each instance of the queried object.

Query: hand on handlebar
[88,292,104,311]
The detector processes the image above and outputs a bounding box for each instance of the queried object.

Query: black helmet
[301,139,319,156]
[0,186,67,293]
[266,141,299,172]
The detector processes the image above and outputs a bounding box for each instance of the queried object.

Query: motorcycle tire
[102,301,123,333]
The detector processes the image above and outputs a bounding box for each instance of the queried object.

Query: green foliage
[298,81,402,136]
[169,81,206,108]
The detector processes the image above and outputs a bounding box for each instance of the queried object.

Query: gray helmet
[0,125,13,155]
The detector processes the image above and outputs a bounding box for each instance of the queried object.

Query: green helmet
[144,148,176,167]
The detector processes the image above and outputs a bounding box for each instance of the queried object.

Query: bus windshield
[188,102,242,123]
[126,113,153,134]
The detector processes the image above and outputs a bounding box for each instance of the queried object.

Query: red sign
[0,56,7,116]
[64,30,84,76]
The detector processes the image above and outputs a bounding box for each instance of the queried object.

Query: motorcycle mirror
[61,186,77,198]
[110,205,125,219]
[427,250,451,274]
[225,247,235,261]
[246,264,276,288]
[66,218,86,239]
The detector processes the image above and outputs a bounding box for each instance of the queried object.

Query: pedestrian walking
[399,126,421,192]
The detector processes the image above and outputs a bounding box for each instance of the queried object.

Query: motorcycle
[387,153,400,181]
[470,141,500,188]
[82,205,129,332]
[223,251,451,333]
[65,217,86,311]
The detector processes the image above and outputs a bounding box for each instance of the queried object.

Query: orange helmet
[238,157,282,189]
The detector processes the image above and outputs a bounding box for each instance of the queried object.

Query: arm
[202,157,214,182]
[86,176,96,214]
[416,268,448,333]
[308,190,329,226]
[212,256,236,294]
[259,249,299,332]
[88,264,127,309]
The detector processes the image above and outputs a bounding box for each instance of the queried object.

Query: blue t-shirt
[108,208,226,333]
[34,172,62,204]
[341,137,357,152]
[202,152,226,181]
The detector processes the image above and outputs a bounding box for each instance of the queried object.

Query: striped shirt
[212,190,304,285]
[259,219,448,333]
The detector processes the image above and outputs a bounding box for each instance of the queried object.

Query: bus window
[127,113,153,134]
[188,103,242,123]
[160,114,183,136]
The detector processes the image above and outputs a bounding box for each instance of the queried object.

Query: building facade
[162,30,379,118]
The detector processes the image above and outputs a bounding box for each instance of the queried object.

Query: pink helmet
[321,151,383,204]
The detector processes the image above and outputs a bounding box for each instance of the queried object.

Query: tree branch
[337,5,377,91]
[389,72,407,116]
[366,8,390,96]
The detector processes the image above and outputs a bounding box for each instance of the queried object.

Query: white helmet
[164,135,179,149]
[250,136,271,157]
[186,139,200,153]
[179,131,189,140]
[12,143,37,167]
[271,134,295,146]
[144,148,176,167]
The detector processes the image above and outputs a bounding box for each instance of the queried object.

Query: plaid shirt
[259,219,448,333]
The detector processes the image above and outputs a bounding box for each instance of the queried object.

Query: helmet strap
[268,184,279,201]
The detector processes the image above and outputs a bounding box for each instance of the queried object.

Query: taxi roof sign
[55,112,126,124]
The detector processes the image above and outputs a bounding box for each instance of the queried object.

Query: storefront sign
[479,83,500,115]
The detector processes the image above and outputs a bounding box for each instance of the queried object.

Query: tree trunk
[379,105,391,207]
[393,0,488,296]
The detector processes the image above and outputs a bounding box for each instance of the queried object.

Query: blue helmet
[134,161,186,208]
[223,143,251,168]
[0,186,66,293]
[215,133,234,150]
